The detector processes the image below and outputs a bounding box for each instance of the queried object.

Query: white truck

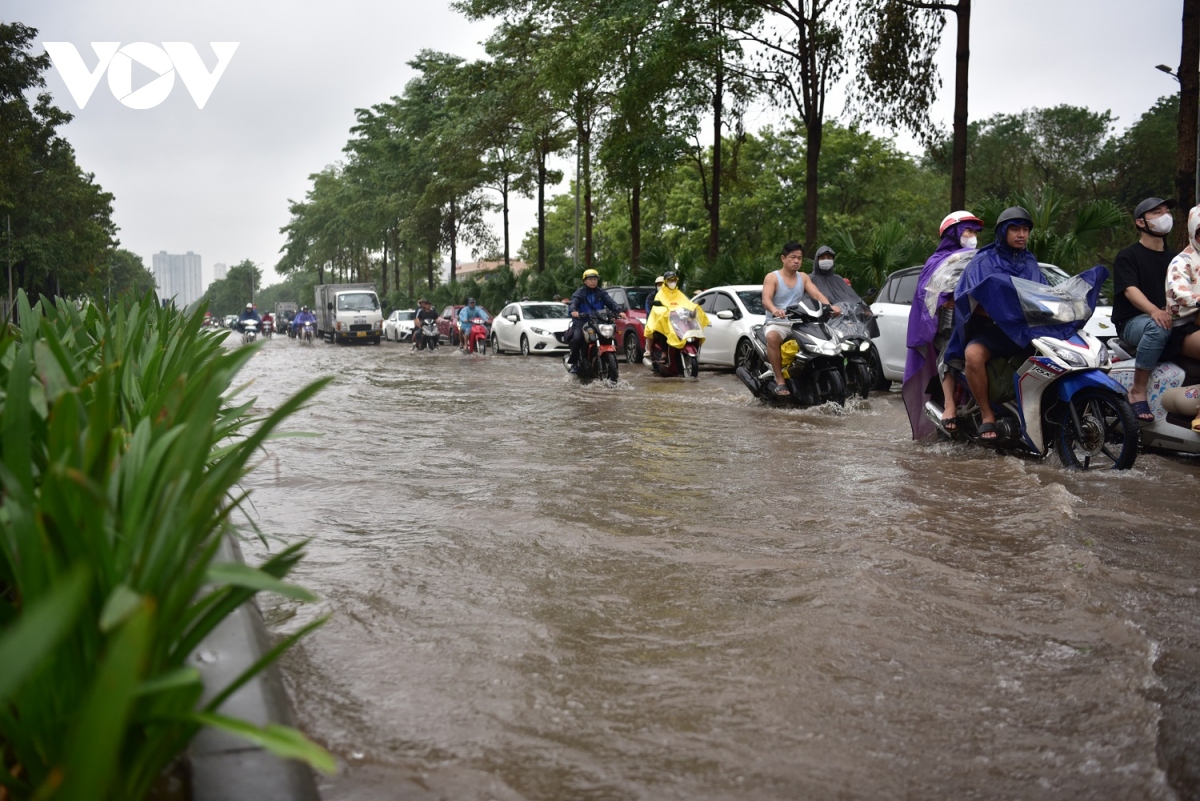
[315,283,384,344]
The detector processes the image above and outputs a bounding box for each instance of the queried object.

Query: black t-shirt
[1112,241,1176,329]
[415,308,438,323]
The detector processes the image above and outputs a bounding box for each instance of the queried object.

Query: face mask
[1147,214,1174,235]
[960,234,978,250]
[817,259,834,271]
[666,280,678,290]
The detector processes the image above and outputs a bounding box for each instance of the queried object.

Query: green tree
[198,259,261,317]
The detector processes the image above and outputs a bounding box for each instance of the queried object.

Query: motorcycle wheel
[602,352,619,382]
[819,370,846,407]
[476,337,487,356]
[684,354,699,378]
[850,362,871,399]
[624,333,641,364]
[1054,388,1138,470]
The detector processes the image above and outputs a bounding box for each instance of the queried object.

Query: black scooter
[556,310,619,382]
[736,301,847,406]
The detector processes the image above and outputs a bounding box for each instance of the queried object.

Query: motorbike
[825,300,881,398]
[736,300,847,407]
[262,318,274,340]
[286,320,297,339]
[556,310,619,382]
[414,319,440,351]
[464,318,490,355]
[240,320,259,345]
[924,273,1138,470]
[300,320,315,345]
[645,306,704,378]
[1108,342,1200,454]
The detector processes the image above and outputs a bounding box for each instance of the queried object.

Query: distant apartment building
[213,262,228,281]
[152,251,203,308]
[455,259,529,280]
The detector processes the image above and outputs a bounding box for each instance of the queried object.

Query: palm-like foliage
[974,189,1124,273]
[825,221,934,294]
[0,294,333,800]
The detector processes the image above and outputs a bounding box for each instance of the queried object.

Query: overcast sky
[6,0,1187,288]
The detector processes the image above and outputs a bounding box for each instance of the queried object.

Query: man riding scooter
[568,269,625,373]
[236,303,260,333]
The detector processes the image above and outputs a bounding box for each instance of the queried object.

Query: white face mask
[817,259,834,271]
[666,280,678,290]
[960,234,978,250]
[1147,214,1174,235]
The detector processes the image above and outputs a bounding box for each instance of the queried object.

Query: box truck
[315,283,383,344]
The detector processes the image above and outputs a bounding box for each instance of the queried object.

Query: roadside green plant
[0,292,333,800]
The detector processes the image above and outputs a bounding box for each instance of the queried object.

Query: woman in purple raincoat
[902,210,983,439]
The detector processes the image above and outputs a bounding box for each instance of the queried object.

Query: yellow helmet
[582,268,600,280]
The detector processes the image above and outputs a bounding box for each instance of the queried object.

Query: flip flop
[978,421,999,446]
[771,384,792,398]
[1130,400,1154,423]
[940,416,958,433]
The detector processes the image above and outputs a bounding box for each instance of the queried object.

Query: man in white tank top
[761,241,841,396]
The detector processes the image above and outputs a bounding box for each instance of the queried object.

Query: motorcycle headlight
[1097,341,1111,366]
[804,341,836,356]
[840,342,853,352]
[1051,346,1087,367]
[859,341,870,352]
[598,324,615,338]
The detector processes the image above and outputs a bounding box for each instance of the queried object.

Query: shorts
[762,320,797,342]
[966,316,1025,359]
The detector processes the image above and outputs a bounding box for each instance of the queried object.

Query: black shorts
[966,316,1025,359]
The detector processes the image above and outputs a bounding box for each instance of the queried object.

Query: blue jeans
[1122,314,1172,371]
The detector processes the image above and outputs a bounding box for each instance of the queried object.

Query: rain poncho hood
[901,220,982,439]
[809,246,864,307]
[645,285,710,348]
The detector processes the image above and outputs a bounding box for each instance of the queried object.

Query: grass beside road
[0,293,332,801]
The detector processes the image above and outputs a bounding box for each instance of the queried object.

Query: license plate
[357,331,366,338]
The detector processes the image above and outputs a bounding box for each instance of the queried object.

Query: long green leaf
[190,712,336,774]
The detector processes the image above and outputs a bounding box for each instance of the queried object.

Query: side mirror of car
[506,315,518,322]
[716,310,735,320]
[326,302,334,311]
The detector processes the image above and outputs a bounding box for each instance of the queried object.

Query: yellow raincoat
[644,286,710,348]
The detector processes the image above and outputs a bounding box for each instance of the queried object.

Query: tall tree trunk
[631,182,642,270]
[804,121,822,253]
[393,228,400,293]
[381,235,389,297]
[502,171,511,268]
[449,197,458,284]
[1177,0,1200,215]
[583,131,594,270]
[537,144,547,273]
[950,0,970,210]
[427,247,435,289]
[708,44,723,263]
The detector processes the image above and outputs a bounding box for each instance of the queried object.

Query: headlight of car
[530,327,548,335]
[598,324,615,338]
[1051,346,1087,367]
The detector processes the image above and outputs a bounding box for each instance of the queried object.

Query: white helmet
[939,210,982,236]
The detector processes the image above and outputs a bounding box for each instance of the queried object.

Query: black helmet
[1134,197,1176,219]
[995,206,1034,229]
[662,270,679,282]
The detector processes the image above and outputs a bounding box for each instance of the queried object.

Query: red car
[438,304,491,346]
[605,286,658,363]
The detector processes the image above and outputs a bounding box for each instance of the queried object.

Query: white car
[384,309,416,342]
[490,301,573,355]
[691,285,767,370]
[869,262,1115,387]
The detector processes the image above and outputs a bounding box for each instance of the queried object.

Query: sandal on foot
[771,384,792,398]
[940,415,958,433]
[1130,400,1154,422]
[978,421,999,446]
[1191,416,1200,433]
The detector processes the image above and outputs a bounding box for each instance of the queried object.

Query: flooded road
[237,335,1200,800]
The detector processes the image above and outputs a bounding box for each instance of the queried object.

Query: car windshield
[736,291,766,315]
[625,288,654,309]
[337,292,379,312]
[396,311,415,320]
[521,304,571,319]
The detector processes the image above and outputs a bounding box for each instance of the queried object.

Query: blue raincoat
[944,222,1109,367]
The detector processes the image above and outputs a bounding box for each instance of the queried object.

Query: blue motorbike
[924,271,1138,470]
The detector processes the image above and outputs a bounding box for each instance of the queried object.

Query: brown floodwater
[235,334,1200,800]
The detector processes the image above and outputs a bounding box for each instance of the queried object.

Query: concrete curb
[188,536,321,801]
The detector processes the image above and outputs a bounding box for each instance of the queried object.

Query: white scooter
[240,319,259,345]
[1108,341,1200,454]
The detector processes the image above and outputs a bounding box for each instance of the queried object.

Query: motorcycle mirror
[652,300,665,307]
